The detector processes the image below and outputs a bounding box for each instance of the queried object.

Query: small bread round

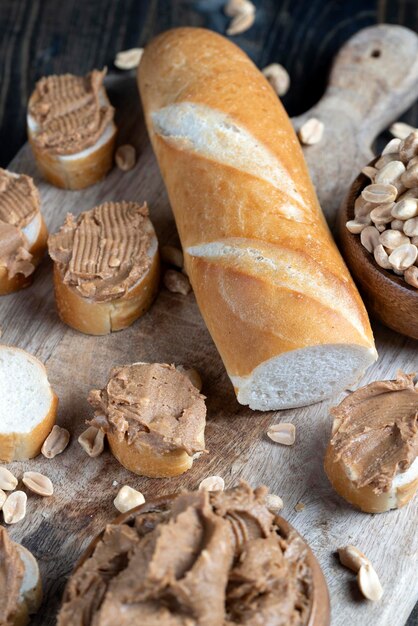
[52,240,159,335]
[28,123,117,190]
[12,545,43,626]
[0,215,48,296]
[107,429,205,478]
[324,447,418,514]
[0,346,58,462]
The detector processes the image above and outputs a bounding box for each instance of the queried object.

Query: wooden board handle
[292,24,418,227]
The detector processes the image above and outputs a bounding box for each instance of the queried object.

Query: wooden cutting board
[1,70,417,626]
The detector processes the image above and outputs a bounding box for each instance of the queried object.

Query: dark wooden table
[0,1,417,624]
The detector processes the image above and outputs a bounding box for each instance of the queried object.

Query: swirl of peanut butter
[57,483,313,626]
[48,202,154,302]
[0,527,25,626]
[330,372,418,493]
[0,169,40,278]
[28,69,114,155]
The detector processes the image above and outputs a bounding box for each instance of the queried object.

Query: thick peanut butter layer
[48,202,153,302]
[0,169,40,278]
[29,69,114,155]
[88,362,206,456]
[0,527,25,626]
[330,372,418,493]
[57,484,312,626]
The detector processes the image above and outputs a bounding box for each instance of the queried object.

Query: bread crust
[0,215,48,296]
[324,445,418,513]
[107,430,202,478]
[28,123,116,190]
[138,28,376,406]
[52,246,160,335]
[0,347,58,462]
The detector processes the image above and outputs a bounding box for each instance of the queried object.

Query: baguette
[138,27,377,410]
[0,346,58,462]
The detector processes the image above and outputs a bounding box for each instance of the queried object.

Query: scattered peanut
[298,118,324,145]
[267,423,296,445]
[264,493,284,512]
[161,245,184,269]
[115,144,136,171]
[2,491,27,524]
[41,425,70,459]
[0,467,18,491]
[0,489,6,510]
[78,426,105,457]
[176,365,203,391]
[358,564,384,602]
[294,502,305,512]
[164,269,191,295]
[338,545,369,572]
[114,47,144,70]
[22,471,54,497]
[114,485,145,513]
[225,0,256,36]
[198,476,225,492]
[262,63,290,97]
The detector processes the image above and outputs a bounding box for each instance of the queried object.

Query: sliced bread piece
[0,346,58,462]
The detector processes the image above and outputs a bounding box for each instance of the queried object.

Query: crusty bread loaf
[138,27,377,410]
[0,213,48,296]
[0,346,58,462]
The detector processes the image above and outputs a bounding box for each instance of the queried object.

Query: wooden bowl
[64,495,330,626]
[338,164,418,339]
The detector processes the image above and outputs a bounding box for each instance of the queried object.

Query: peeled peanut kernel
[404,266,418,287]
[379,229,410,251]
[199,476,225,491]
[390,121,416,140]
[262,63,290,97]
[114,48,144,70]
[22,471,54,497]
[114,485,145,513]
[358,564,383,602]
[2,491,27,524]
[370,203,395,225]
[267,423,296,445]
[403,217,418,237]
[354,196,373,218]
[391,219,405,230]
[0,467,18,491]
[265,493,284,512]
[391,198,418,220]
[407,155,418,169]
[381,137,401,155]
[298,118,324,145]
[374,153,400,169]
[78,426,105,457]
[376,224,386,232]
[399,130,418,162]
[360,226,380,253]
[401,163,418,188]
[389,243,417,271]
[361,166,377,180]
[161,245,184,269]
[115,144,136,171]
[412,236,418,245]
[374,160,405,185]
[361,183,397,204]
[346,218,371,234]
[374,244,392,269]
[164,269,191,295]
[225,0,255,16]
[176,365,203,391]
[41,425,70,459]
[338,545,369,572]
[0,489,6,509]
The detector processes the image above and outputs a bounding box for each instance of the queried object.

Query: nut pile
[347,131,418,288]
[0,467,53,524]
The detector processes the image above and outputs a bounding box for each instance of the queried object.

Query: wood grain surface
[1,73,417,626]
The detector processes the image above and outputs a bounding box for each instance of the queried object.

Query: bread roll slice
[138,27,377,411]
[0,346,58,462]
[27,70,116,190]
[0,528,42,626]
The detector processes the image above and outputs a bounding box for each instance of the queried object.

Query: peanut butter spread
[329,372,418,493]
[88,363,206,457]
[28,69,114,155]
[48,202,153,302]
[0,527,24,626]
[0,169,40,278]
[57,484,313,626]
